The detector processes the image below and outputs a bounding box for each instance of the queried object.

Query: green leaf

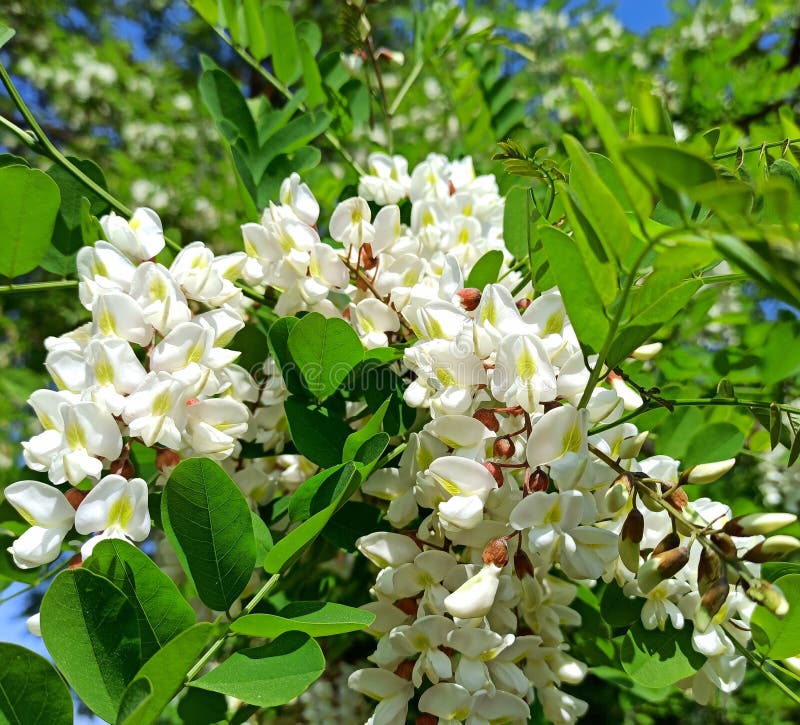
[622,141,717,191]
[263,4,302,86]
[539,225,610,351]
[177,688,229,725]
[465,250,504,290]
[564,135,633,263]
[283,396,353,467]
[242,0,268,61]
[288,312,364,401]
[353,432,390,477]
[191,632,324,707]
[343,398,391,462]
[299,39,325,107]
[599,582,643,628]
[288,462,355,522]
[322,501,389,552]
[116,677,153,725]
[162,458,257,612]
[769,403,782,450]
[0,166,61,279]
[267,316,307,397]
[41,568,141,723]
[198,68,257,151]
[85,539,196,660]
[751,574,800,660]
[503,186,530,260]
[231,601,375,638]
[263,466,361,575]
[0,24,15,49]
[117,623,215,725]
[620,622,706,688]
[683,422,745,467]
[0,642,72,725]
[46,157,110,230]
[252,512,274,561]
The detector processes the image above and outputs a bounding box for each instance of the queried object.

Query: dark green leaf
[503,186,530,260]
[117,623,215,725]
[162,458,257,611]
[322,501,389,552]
[599,582,643,628]
[343,398,391,462]
[85,539,195,660]
[178,688,229,725]
[0,166,61,279]
[191,632,324,707]
[288,462,355,522]
[770,403,782,450]
[116,677,153,725]
[231,601,374,638]
[683,422,745,467]
[0,642,72,725]
[288,312,363,401]
[283,396,353,467]
[198,69,257,151]
[41,568,141,723]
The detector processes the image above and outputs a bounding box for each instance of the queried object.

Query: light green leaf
[198,68,257,151]
[0,642,72,725]
[343,398,391,462]
[85,538,196,660]
[41,568,141,724]
[287,312,363,401]
[0,25,14,49]
[503,186,530,260]
[683,422,745,467]
[751,574,800,660]
[242,0,268,61]
[539,225,610,351]
[117,623,215,725]
[622,141,717,191]
[620,622,706,688]
[465,250,504,290]
[0,166,61,279]
[191,632,324,707]
[162,458,257,612]
[231,601,375,638]
[263,3,302,86]
[288,462,355,522]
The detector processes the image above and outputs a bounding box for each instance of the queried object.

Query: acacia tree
[0,2,799,724]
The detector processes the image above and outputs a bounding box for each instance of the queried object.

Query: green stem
[205,24,365,177]
[713,136,800,161]
[700,273,750,285]
[185,573,281,683]
[0,279,79,295]
[0,113,35,148]
[727,633,800,706]
[389,59,424,116]
[0,62,131,217]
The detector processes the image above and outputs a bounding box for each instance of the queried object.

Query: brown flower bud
[456,288,482,311]
[698,547,724,595]
[621,508,644,545]
[156,448,181,472]
[638,546,690,593]
[516,298,532,311]
[482,538,509,568]
[743,535,800,563]
[652,532,680,558]
[67,553,83,570]
[493,437,514,459]
[110,457,134,478]
[483,462,505,487]
[359,242,379,270]
[724,512,797,537]
[473,408,499,432]
[529,468,550,493]
[695,577,729,632]
[745,578,789,617]
[514,547,534,578]
[395,660,415,680]
[416,715,439,725]
[710,532,737,558]
[664,487,689,511]
[65,488,87,510]
[395,597,418,616]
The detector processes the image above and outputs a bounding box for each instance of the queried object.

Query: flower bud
[743,535,800,563]
[67,553,83,570]
[528,467,550,493]
[638,480,663,512]
[652,532,680,558]
[746,579,789,618]
[473,408,499,432]
[482,538,510,568]
[694,577,729,633]
[456,288,482,311]
[619,508,644,573]
[514,547,534,578]
[681,458,736,485]
[724,512,797,537]
[493,437,514,459]
[516,298,532,311]
[156,448,181,472]
[483,462,504,487]
[697,547,724,595]
[637,546,690,594]
[26,613,41,638]
[604,478,629,513]
[711,532,737,558]
[110,456,134,479]
[416,715,438,725]
[65,488,87,510]
[618,431,649,459]
[395,660,415,680]
[664,487,688,511]
[630,343,663,361]
[395,597,418,616]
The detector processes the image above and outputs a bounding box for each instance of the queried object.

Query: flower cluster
[7,208,255,567]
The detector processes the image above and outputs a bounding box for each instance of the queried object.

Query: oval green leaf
[620,621,705,688]
[751,574,800,660]
[231,601,375,638]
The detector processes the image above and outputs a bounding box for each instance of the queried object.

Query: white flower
[100,208,165,261]
[4,480,75,568]
[329,197,374,248]
[85,338,147,415]
[75,475,150,558]
[491,333,557,412]
[169,241,225,302]
[76,241,137,308]
[358,153,411,205]
[91,291,153,346]
[279,172,319,226]
[351,299,400,348]
[122,371,190,449]
[444,563,502,619]
[22,400,123,485]
[418,682,473,723]
[129,261,192,334]
[526,405,588,468]
[357,532,422,568]
[388,615,456,686]
[185,398,250,460]
[348,668,413,725]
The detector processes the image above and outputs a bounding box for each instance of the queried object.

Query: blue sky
[611,0,673,31]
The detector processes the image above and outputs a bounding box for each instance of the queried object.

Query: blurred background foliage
[1,0,800,722]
